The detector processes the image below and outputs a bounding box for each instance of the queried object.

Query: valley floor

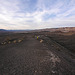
[0,34,75,75]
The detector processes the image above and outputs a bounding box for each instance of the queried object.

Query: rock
[40,40,43,43]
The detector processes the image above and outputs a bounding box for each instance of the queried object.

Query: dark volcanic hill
[0,29,6,31]
[0,29,12,35]
[0,29,7,33]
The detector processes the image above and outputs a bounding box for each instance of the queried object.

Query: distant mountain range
[0,27,75,33]
[0,29,7,33]
[0,29,32,33]
[0,29,7,31]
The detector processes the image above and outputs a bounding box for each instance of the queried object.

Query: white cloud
[0,0,75,30]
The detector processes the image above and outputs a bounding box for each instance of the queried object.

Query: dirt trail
[0,35,75,75]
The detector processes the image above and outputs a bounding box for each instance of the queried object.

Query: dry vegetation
[0,33,26,45]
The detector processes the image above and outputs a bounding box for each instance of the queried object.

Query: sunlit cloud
[0,0,75,30]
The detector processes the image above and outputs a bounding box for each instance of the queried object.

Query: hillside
[40,27,75,32]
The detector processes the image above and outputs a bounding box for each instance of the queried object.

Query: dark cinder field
[0,30,75,75]
[47,31,75,54]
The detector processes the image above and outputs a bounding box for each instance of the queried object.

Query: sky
[0,0,75,30]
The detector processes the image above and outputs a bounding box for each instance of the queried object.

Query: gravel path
[0,35,75,75]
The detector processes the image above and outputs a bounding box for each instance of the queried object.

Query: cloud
[0,0,75,30]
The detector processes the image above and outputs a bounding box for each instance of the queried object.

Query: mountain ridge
[0,27,75,32]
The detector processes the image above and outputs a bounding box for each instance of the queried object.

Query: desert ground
[0,30,75,75]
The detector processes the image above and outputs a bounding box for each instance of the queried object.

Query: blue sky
[0,0,75,30]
